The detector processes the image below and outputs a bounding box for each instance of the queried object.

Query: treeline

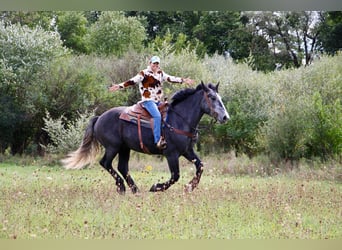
[0,11,341,162]
[1,11,341,71]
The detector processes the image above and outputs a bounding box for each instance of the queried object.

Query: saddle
[119,101,169,152]
[119,101,169,128]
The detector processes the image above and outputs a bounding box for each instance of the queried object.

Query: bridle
[203,91,217,119]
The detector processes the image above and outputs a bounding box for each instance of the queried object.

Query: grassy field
[0,155,341,239]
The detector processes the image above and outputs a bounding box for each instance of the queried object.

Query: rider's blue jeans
[142,100,161,144]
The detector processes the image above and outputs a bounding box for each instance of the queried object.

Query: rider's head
[150,56,160,65]
[149,56,160,72]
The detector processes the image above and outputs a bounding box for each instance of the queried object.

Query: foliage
[302,55,342,160]
[34,55,111,119]
[0,20,68,154]
[127,11,203,42]
[0,11,55,30]
[1,11,341,163]
[2,11,339,71]
[198,53,342,162]
[317,11,342,55]
[151,30,207,58]
[86,11,146,56]
[55,11,88,53]
[42,111,94,154]
[258,54,342,161]
[246,11,322,68]
[0,21,67,81]
[193,11,241,55]
[308,93,342,160]
[199,55,270,156]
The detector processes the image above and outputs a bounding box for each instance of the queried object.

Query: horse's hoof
[131,185,140,194]
[117,186,126,195]
[149,184,157,192]
[184,184,193,193]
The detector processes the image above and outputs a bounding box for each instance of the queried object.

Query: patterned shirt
[118,66,183,102]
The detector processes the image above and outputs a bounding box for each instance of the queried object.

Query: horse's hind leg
[100,149,126,194]
[183,149,204,192]
[117,148,139,194]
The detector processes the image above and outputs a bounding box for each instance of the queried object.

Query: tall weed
[41,110,94,154]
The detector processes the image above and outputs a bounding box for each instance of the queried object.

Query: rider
[109,55,194,149]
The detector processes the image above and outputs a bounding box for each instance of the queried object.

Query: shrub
[307,92,342,160]
[259,54,342,161]
[200,54,270,156]
[42,111,94,154]
[0,20,68,154]
[56,11,88,53]
[86,11,146,56]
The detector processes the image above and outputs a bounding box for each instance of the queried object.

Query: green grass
[0,157,341,239]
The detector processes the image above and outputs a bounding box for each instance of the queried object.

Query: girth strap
[137,114,151,154]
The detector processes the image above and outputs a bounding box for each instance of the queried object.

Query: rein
[163,120,198,139]
[163,105,198,138]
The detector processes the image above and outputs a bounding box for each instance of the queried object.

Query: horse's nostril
[223,115,229,122]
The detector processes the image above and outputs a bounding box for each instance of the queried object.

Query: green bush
[0,20,68,154]
[199,53,342,162]
[42,111,94,154]
[259,54,342,161]
[86,11,146,56]
[56,11,88,53]
[199,54,270,156]
[307,92,342,160]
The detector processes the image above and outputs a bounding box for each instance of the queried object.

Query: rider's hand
[109,84,121,92]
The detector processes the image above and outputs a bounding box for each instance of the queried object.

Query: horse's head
[200,82,230,124]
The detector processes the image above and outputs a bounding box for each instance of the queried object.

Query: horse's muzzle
[219,115,229,124]
[214,112,229,124]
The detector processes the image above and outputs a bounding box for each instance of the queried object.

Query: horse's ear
[215,82,220,92]
[201,81,208,92]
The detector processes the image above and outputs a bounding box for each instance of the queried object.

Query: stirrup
[156,137,167,149]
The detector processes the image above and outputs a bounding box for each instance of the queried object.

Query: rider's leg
[142,100,162,144]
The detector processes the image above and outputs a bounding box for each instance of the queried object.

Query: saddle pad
[119,108,153,129]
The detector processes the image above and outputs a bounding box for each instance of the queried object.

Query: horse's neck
[168,91,203,130]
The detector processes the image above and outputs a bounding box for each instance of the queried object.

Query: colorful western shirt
[118,66,183,102]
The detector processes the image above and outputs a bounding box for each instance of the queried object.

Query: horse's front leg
[150,154,180,192]
[183,148,204,192]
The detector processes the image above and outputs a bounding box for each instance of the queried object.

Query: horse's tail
[61,116,100,169]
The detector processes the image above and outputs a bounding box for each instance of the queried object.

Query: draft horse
[62,82,229,194]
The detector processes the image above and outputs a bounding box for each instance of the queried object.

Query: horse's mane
[170,83,216,107]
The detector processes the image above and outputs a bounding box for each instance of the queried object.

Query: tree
[0,21,67,154]
[193,11,241,55]
[247,11,321,68]
[125,11,202,42]
[0,11,54,30]
[317,11,342,55]
[55,11,88,53]
[86,11,146,56]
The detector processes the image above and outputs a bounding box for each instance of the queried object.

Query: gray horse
[62,82,229,194]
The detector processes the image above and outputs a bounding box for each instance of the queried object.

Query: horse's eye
[209,95,216,101]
